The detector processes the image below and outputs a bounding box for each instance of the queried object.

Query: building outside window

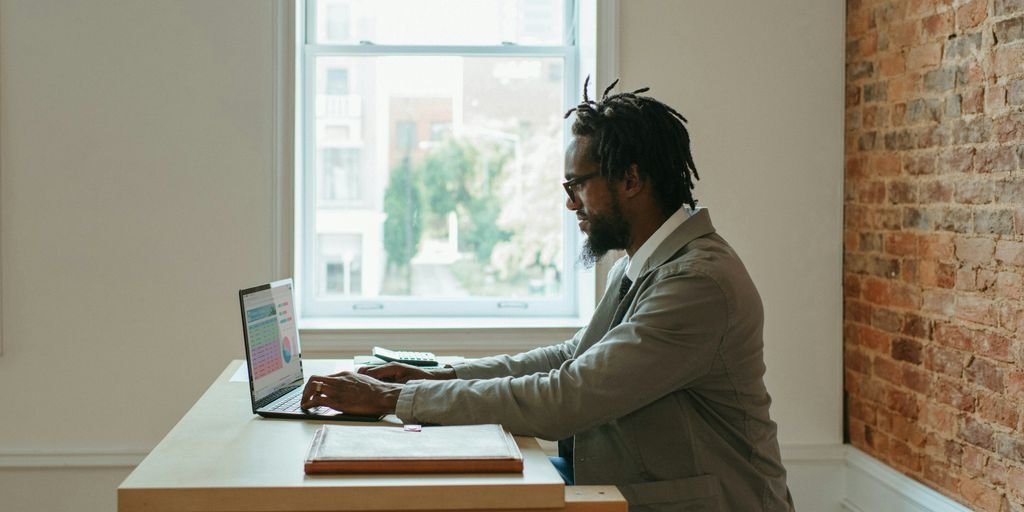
[319,147,361,203]
[320,234,363,296]
[325,68,349,95]
[299,0,595,319]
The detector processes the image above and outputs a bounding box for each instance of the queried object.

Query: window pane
[319,147,360,202]
[315,0,564,46]
[319,234,363,296]
[311,55,566,299]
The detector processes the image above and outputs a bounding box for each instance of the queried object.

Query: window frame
[294,0,602,323]
[277,1,618,348]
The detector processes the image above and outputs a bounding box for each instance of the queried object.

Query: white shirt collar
[625,206,694,281]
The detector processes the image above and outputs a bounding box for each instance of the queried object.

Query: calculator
[371,346,439,367]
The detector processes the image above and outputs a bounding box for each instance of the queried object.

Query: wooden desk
[118,360,626,512]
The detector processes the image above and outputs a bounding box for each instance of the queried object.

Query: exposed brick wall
[845,0,1024,510]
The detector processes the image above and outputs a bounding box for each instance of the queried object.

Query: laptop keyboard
[267,391,327,414]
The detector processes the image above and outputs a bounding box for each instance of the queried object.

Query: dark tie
[618,275,633,302]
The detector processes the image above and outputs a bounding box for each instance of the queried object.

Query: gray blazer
[396,209,794,511]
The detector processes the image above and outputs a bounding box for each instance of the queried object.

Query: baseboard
[1,444,847,469]
[0,448,147,468]
[780,444,848,512]
[844,447,971,512]
[0,443,976,512]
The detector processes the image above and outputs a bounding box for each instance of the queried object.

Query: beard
[577,196,631,269]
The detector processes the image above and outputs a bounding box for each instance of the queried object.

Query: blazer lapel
[610,208,718,327]
[634,208,717,280]
[573,208,718,355]
[573,258,628,356]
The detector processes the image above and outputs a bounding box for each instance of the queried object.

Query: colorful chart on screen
[282,336,293,363]
[247,308,284,380]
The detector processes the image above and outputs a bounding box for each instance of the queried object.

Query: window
[319,147,361,203]
[394,120,417,153]
[298,0,596,319]
[319,234,363,295]
[323,2,351,41]
[325,68,349,95]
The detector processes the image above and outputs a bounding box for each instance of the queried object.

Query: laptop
[238,278,382,422]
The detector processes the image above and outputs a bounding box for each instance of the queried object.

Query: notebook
[304,424,524,474]
[238,278,382,422]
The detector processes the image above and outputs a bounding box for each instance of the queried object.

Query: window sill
[299,316,587,357]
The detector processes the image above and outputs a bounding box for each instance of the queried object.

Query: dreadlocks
[564,77,700,213]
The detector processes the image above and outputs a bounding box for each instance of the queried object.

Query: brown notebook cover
[303,424,524,474]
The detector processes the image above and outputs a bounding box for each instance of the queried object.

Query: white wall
[0,1,844,511]
[0,1,278,510]
[619,0,846,447]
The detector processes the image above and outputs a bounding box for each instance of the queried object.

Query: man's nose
[565,195,580,211]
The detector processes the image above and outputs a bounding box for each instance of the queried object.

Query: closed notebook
[304,424,524,474]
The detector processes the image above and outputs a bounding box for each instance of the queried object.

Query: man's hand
[301,371,402,416]
[358,362,457,383]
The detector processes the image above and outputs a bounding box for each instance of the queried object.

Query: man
[302,80,794,511]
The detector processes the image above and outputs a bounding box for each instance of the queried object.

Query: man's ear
[621,164,644,198]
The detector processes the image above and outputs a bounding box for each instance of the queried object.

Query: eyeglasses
[562,171,601,203]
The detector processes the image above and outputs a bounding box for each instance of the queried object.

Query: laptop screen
[240,279,303,404]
